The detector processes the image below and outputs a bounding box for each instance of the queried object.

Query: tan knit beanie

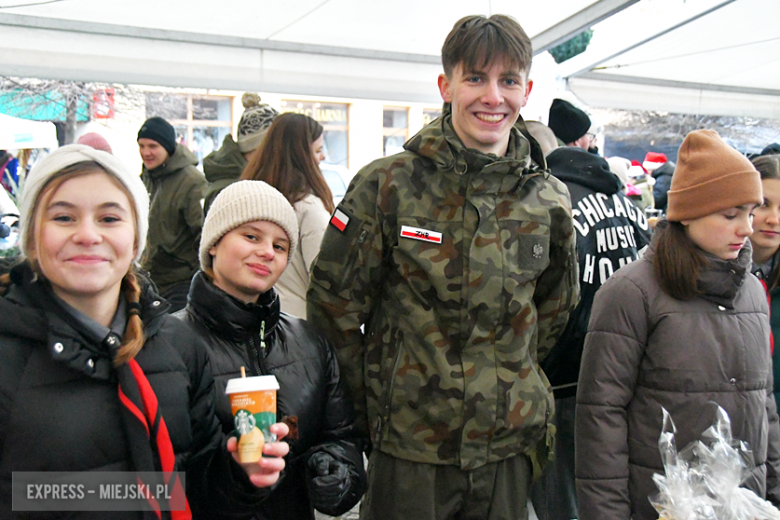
[666,129,761,221]
[200,180,299,270]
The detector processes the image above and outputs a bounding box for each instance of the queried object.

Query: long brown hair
[240,112,334,214]
[753,154,780,290]
[653,220,706,300]
[1,161,145,366]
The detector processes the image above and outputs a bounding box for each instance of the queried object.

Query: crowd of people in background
[1,11,780,520]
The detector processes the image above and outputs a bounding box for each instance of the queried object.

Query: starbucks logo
[234,409,257,434]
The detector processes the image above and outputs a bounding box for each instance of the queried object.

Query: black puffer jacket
[0,264,275,520]
[175,272,366,520]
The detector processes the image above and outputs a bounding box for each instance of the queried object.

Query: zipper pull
[259,320,266,350]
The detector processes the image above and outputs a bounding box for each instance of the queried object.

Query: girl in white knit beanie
[0,146,291,517]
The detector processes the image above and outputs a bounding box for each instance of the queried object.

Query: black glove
[306,451,352,515]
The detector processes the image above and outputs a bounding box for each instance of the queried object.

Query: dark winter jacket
[0,264,276,520]
[544,147,651,398]
[752,251,780,415]
[203,135,247,215]
[651,161,675,212]
[575,228,780,520]
[175,272,366,520]
[142,144,206,294]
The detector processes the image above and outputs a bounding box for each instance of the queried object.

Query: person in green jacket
[202,93,279,214]
[138,116,206,312]
[307,14,579,520]
[750,153,780,413]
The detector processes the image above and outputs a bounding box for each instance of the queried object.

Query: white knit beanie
[20,144,149,263]
[200,180,299,270]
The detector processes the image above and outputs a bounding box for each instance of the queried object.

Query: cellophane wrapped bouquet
[650,405,780,520]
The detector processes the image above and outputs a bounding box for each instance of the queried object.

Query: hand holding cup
[227,422,290,488]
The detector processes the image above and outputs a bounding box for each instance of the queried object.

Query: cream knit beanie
[200,180,299,270]
[666,130,761,221]
[20,144,149,263]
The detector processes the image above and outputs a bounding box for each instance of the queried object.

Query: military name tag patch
[330,209,349,232]
[400,225,442,244]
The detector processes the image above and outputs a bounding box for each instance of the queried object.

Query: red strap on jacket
[761,278,774,354]
[124,359,192,520]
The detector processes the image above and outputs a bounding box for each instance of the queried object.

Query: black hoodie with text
[543,147,652,398]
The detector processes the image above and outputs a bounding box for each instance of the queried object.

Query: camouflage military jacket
[307,115,579,470]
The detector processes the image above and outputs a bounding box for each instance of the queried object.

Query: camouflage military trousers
[360,450,532,520]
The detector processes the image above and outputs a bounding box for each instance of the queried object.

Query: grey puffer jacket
[575,226,780,520]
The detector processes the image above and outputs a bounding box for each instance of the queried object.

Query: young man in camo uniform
[307,14,579,520]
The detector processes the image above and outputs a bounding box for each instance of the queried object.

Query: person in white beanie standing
[175,179,366,520]
[0,145,291,518]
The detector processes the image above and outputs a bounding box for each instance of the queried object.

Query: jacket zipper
[247,320,268,376]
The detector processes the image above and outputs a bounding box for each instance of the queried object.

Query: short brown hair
[441,14,532,77]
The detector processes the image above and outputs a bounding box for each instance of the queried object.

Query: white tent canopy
[0,0,778,118]
[0,112,58,149]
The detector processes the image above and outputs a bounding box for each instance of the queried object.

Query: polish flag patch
[400,225,442,244]
[330,209,349,232]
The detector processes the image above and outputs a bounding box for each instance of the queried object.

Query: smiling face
[209,220,290,303]
[682,205,757,261]
[750,178,780,264]
[32,171,136,309]
[138,137,169,170]
[438,60,532,156]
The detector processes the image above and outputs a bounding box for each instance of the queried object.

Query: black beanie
[137,117,177,157]
[548,99,591,144]
[761,143,780,156]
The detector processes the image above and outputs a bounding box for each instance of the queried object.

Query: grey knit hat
[20,144,149,263]
[200,180,299,270]
[236,93,279,154]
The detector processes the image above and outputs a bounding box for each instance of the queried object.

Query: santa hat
[643,152,668,172]
[628,160,646,178]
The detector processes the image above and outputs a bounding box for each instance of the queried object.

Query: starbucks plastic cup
[225,375,280,463]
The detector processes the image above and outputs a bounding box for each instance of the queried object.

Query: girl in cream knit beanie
[200,180,299,271]
[20,144,149,263]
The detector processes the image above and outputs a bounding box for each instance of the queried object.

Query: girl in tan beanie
[575,130,780,520]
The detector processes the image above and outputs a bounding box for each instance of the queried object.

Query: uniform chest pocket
[501,220,551,284]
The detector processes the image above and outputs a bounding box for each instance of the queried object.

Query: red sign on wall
[92,88,115,119]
